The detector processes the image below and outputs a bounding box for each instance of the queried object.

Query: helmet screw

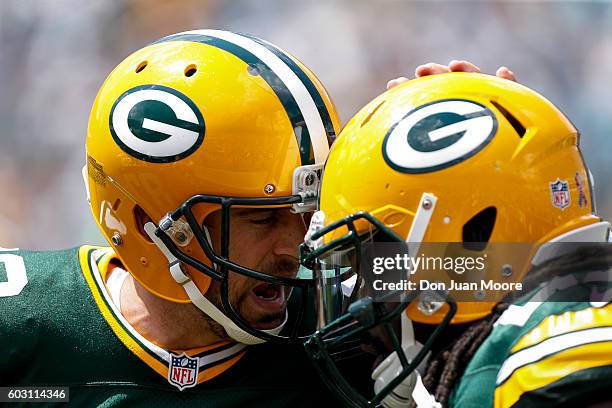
[174,231,187,243]
[111,233,123,246]
[140,257,148,265]
[501,264,513,277]
[422,199,433,210]
[247,64,260,76]
[264,184,275,194]
[304,172,316,186]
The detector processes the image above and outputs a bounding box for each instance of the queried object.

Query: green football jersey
[0,246,338,407]
[450,268,612,408]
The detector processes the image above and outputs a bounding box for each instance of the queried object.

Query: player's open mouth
[247,283,288,329]
[251,283,285,306]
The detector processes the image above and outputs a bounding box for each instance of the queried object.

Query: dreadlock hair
[421,302,509,407]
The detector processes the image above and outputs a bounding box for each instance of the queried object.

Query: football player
[1,29,343,406]
[300,73,612,407]
[0,28,517,405]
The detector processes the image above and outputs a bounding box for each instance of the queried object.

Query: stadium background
[0,0,610,249]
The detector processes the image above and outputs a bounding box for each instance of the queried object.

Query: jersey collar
[79,245,247,390]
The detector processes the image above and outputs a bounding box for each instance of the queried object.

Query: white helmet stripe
[192,29,329,164]
[158,29,330,165]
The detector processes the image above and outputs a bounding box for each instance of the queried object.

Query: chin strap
[371,313,441,408]
[144,222,287,345]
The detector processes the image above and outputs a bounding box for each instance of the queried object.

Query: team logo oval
[109,85,205,163]
[382,99,497,173]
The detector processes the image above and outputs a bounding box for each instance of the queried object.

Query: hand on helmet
[386,60,516,90]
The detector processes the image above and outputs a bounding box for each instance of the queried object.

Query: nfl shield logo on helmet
[168,353,199,390]
[550,179,570,210]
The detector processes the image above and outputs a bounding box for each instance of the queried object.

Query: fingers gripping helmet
[85,30,340,344]
[301,73,609,406]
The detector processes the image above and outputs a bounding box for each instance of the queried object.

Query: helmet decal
[239,33,337,145]
[109,84,205,163]
[382,99,498,173]
[154,29,332,165]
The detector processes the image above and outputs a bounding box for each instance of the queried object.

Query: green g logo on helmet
[383,99,497,173]
[109,85,205,163]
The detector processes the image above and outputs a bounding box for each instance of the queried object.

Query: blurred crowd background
[0,0,611,249]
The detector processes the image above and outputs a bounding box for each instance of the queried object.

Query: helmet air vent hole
[490,100,525,138]
[360,100,386,128]
[133,205,154,243]
[135,61,148,73]
[184,64,197,77]
[462,206,497,251]
[112,198,121,211]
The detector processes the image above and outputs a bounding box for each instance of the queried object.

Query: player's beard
[202,256,298,339]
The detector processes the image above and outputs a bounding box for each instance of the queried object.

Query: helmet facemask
[300,210,457,407]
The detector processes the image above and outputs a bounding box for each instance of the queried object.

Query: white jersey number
[0,254,27,297]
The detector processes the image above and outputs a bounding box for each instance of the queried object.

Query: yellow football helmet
[301,73,609,407]
[307,72,607,324]
[84,30,340,344]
